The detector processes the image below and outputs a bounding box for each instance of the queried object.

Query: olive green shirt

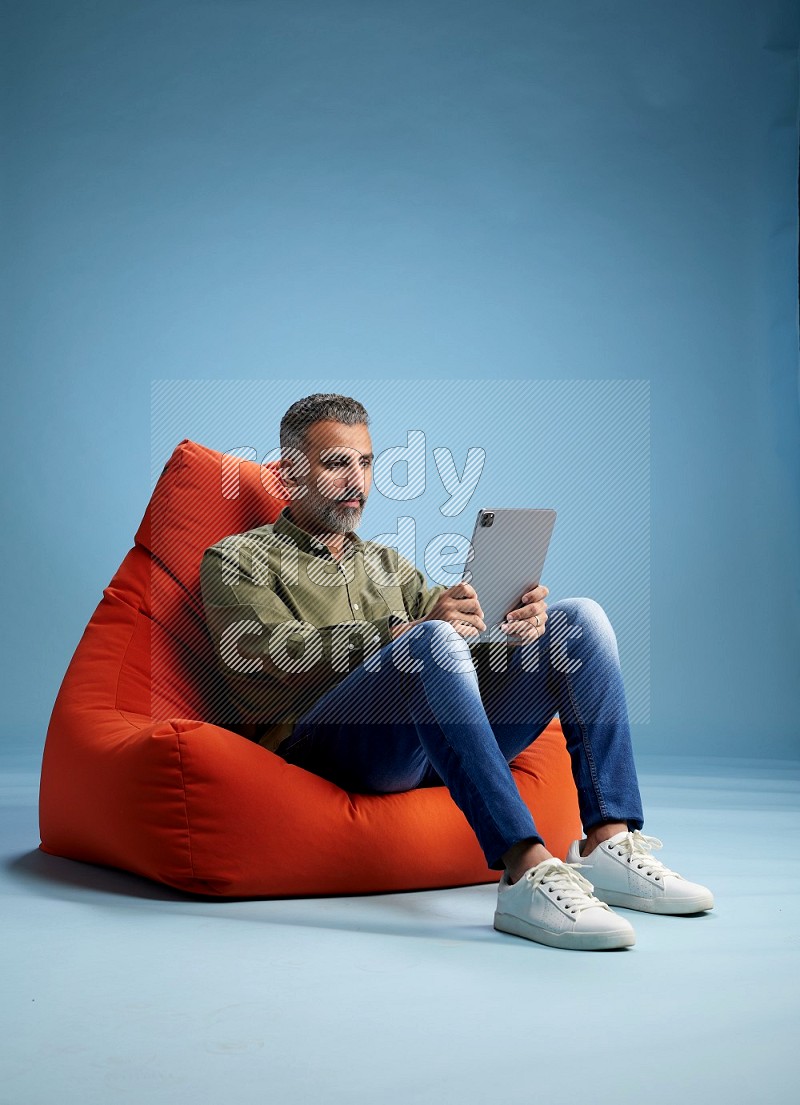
[200,505,448,752]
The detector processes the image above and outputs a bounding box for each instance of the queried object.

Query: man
[201,392,713,951]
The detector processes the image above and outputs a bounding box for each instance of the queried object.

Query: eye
[323,455,371,470]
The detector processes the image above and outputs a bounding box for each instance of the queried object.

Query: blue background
[3,0,798,758]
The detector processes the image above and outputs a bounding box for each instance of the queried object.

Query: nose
[335,460,366,498]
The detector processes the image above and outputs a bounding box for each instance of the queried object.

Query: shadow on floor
[7,846,714,953]
[9,848,202,902]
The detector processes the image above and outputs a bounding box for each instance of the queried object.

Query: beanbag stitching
[173,725,196,880]
[113,602,145,713]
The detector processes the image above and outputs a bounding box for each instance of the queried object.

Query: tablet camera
[480,511,495,527]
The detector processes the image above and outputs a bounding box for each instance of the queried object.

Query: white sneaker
[566,830,714,915]
[494,857,636,950]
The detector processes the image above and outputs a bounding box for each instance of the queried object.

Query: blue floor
[2,751,798,1105]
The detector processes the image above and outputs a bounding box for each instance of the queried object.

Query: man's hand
[423,582,486,639]
[498,584,549,642]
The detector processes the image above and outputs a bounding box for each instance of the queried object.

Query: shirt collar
[273,504,363,559]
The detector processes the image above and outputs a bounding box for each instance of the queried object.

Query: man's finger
[521,584,549,604]
[455,596,484,617]
[505,602,547,622]
[501,612,547,635]
[454,618,484,636]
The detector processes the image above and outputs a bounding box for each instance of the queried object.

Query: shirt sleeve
[200,544,403,726]
[396,553,449,622]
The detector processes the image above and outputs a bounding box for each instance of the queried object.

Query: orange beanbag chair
[38,439,581,897]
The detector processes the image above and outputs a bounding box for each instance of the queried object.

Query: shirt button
[353,603,359,609]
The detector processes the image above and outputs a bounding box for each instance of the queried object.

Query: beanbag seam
[173,724,196,880]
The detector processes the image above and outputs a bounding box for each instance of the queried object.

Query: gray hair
[279,393,370,454]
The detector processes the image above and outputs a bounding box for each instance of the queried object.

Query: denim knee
[550,596,611,627]
[390,619,477,677]
[546,596,619,661]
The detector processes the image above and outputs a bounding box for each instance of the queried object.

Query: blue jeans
[276,597,645,871]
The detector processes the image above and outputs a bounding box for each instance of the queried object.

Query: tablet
[460,507,556,646]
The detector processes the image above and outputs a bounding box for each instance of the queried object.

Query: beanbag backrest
[137,440,289,720]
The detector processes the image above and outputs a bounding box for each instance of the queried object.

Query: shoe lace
[527,859,610,914]
[609,830,680,881]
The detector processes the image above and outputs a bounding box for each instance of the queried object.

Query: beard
[314,496,364,534]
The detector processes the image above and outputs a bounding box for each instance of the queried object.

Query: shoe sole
[493,910,635,950]
[593,889,714,914]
